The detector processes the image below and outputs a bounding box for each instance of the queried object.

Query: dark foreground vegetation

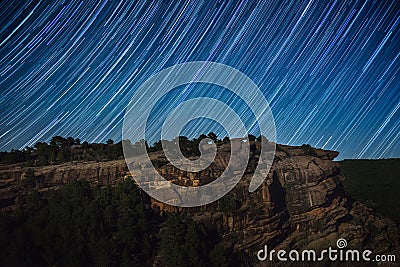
[0,179,247,266]
[0,136,124,166]
[0,133,233,166]
[340,158,400,224]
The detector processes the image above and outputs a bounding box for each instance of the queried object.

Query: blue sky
[0,0,399,159]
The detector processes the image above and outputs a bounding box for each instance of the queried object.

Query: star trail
[0,0,399,159]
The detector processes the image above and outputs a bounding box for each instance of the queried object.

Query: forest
[0,133,232,166]
[0,179,247,266]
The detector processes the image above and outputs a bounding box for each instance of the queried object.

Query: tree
[0,177,248,266]
[66,137,75,146]
[158,213,187,266]
[248,134,256,141]
[106,139,114,145]
[185,221,207,266]
[49,136,71,163]
[0,150,25,164]
[257,135,269,143]
[198,134,207,140]
[81,141,89,149]
[34,142,50,165]
[207,132,218,142]
[50,136,67,149]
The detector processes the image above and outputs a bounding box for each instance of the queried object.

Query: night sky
[0,0,399,159]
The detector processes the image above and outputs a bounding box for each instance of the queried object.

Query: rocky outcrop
[0,160,128,213]
[152,143,400,263]
[0,142,398,264]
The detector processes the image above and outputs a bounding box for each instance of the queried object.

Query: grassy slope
[340,158,400,223]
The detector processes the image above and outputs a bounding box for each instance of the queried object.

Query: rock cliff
[151,142,399,262]
[0,142,398,263]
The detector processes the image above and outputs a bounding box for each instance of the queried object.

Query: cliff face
[0,143,398,260]
[183,144,399,259]
[0,160,128,212]
[150,143,399,260]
